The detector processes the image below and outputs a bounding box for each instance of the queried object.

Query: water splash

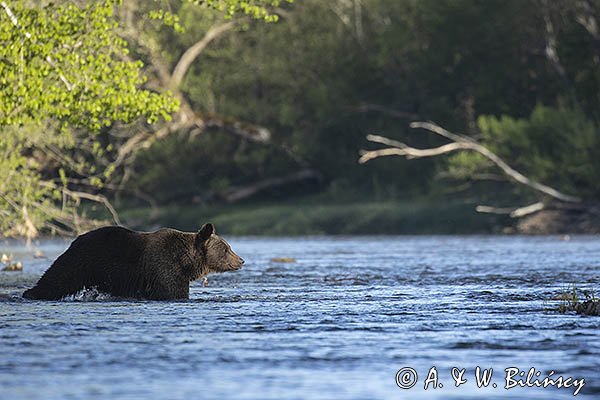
[62,286,115,302]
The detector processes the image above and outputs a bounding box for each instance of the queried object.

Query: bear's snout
[232,256,244,269]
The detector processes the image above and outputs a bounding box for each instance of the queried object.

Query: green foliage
[148,0,291,32]
[0,0,294,238]
[0,0,177,129]
[0,0,179,237]
[3,0,600,237]
[132,132,298,204]
[137,0,436,203]
[122,195,504,235]
[132,0,600,220]
[449,105,600,199]
[557,284,599,315]
[0,123,78,237]
[189,0,291,21]
[445,151,490,180]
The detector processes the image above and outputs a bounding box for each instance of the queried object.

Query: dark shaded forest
[2,0,600,236]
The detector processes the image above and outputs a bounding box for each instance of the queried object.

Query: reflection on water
[0,236,599,399]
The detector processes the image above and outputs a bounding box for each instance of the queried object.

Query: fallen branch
[476,202,545,218]
[359,121,581,204]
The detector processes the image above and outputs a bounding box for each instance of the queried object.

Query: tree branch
[359,121,581,203]
[541,0,572,87]
[1,1,31,38]
[38,181,121,226]
[476,202,545,218]
[360,140,468,161]
[171,21,234,88]
[574,0,600,61]
[62,188,121,226]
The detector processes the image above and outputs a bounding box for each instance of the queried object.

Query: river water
[0,235,599,399]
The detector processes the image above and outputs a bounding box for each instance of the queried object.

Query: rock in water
[2,262,22,272]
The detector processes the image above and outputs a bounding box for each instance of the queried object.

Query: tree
[359,114,588,218]
[0,0,290,239]
[357,0,600,229]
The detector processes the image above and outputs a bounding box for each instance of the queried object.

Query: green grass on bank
[120,196,508,235]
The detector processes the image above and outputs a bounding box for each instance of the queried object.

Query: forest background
[2,0,600,238]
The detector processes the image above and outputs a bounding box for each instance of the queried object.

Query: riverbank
[512,205,600,235]
[120,196,508,235]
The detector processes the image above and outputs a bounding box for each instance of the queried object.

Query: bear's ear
[196,223,215,245]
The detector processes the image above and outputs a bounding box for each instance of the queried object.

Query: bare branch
[38,181,121,226]
[360,121,581,203]
[411,122,580,203]
[510,201,546,218]
[574,0,600,61]
[113,111,273,170]
[575,1,599,36]
[1,2,31,38]
[45,56,74,91]
[476,202,545,218]
[62,188,121,226]
[409,121,474,143]
[359,141,468,162]
[171,21,234,88]
[541,0,571,87]
[365,134,409,149]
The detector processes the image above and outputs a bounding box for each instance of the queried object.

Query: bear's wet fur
[22,223,244,300]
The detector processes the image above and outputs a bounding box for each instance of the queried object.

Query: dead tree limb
[61,188,122,226]
[111,17,271,171]
[476,202,545,218]
[38,181,121,226]
[171,21,234,88]
[541,0,572,87]
[359,121,581,204]
[574,1,600,61]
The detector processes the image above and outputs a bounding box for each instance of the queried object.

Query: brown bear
[22,223,244,300]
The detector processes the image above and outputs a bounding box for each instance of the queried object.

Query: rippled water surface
[1,235,599,399]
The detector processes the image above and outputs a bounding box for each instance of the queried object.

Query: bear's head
[195,223,244,274]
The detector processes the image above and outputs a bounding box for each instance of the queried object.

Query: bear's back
[69,226,146,265]
[24,226,197,300]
